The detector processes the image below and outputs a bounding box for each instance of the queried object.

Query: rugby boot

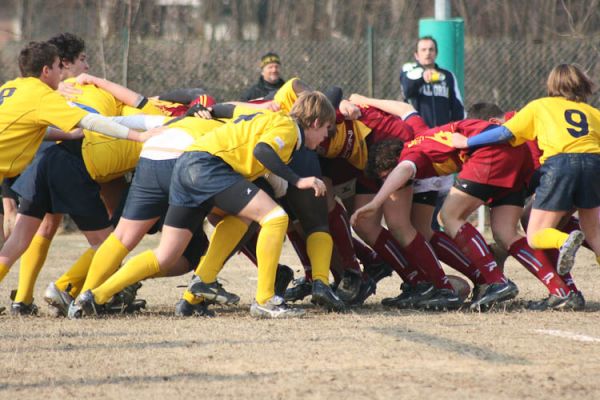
[44,282,74,317]
[9,289,38,316]
[527,290,585,311]
[415,288,463,311]
[73,290,102,317]
[188,275,240,305]
[470,280,518,311]
[274,264,294,298]
[311,280,346,312]
[364,261,394,284]
[351,276,377,306]
[175,298,215,317]
[250,295,305,319]
[336,269,362,304]
[557,230,585,275]
[382,282,435,309]
[284,276,313,302]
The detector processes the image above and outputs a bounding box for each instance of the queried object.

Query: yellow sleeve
[257,120,298,163]
[504,101,538,146]
[37,91,88,132]
[273,78,299,114]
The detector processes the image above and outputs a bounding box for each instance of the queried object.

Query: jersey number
[0,87,16,106]
[233,112,261,124]
[565,109,589,138]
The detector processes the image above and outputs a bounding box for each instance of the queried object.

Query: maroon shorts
[458,143,533,189]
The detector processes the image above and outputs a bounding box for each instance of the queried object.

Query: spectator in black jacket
[240,52,285,101]
[400,36,464,127]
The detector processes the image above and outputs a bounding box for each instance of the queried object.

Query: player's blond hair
[547,64,595,103]
[289,91,336,130]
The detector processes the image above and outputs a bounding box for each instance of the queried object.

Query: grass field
[2,232,600,399]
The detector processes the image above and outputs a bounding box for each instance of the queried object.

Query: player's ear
[489,117,502,125]
[313,118,321,129]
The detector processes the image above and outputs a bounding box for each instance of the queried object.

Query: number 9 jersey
[504,97,600,164]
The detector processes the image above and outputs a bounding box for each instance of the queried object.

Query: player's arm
[253,143,325,196]
[76,73,148,109]
[351,160,415,225]
[348,94,416,119]
[451,125,514,149]
[110,115,168,130]
[77,113,162,142]
[44,127,84,141]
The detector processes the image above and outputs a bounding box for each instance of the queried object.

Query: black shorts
[12,145,110,231]
[170,152,260,215]
[454,178,526,208]
[413,190,438,206]
[122,158,176,220]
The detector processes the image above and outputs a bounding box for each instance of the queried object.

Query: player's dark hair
[366,139,404,179]
[47,32,86,63]
[416,36,438,52]
[467,103,505,120]
[18,41,59,77]
[547,64,595,103]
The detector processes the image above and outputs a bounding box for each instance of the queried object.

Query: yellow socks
[306,231,333,285]
[80,233,130,293]
[14,234,51,304]
[530,228,569,250]
[92,250,160,304]
[0,262,10,283]
[55,248,96,297]
[182,289,203,305]
[255,207,288,305]
[195,216,249,283]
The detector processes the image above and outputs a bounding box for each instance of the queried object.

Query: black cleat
[351,276,377,306]
[275,264,294,298]
[175,298,215,317]
[382,282,435,309]
[9,289,38,316]
[311,280,346,312]
[188,276,240,305]
[470,280,518,311]
[364,262,394,284]
[284,276,313,302]
[527,291,585,311]
[10,301,39,316]
[336,270,362,304]
[415,288,463,311]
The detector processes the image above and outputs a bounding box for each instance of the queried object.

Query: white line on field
[535,329,600,343]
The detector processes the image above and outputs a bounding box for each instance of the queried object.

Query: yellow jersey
[0,77,86,179]
[63,78,143,183]
[505,97,600,164]
[167,116,225,140]
[185,111,301,181]
[273,77,299,113]
[321,119,372,170]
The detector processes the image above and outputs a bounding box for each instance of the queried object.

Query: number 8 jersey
[504,97,600,164]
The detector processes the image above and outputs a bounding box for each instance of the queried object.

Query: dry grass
[2,232,600,399]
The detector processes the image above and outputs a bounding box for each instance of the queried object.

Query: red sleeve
[359,106,414,143]
[400,148,437,179]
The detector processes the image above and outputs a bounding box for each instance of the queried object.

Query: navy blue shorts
[122,158,176,220]
[534,153,600,211]
[170,152,259,214]
[12,145,110,231]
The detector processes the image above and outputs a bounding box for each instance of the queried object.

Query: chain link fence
[1,36,599,109]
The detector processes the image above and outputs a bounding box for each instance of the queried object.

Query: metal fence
[1,36,599,109]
